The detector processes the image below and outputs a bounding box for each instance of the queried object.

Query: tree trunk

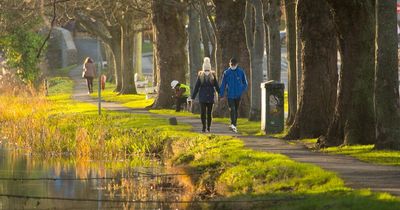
[266,0,281,82]
[200,14,211,58]
[284,0,297,126]
[152,27,158,87]
[151,0,187,109]
[296,14,302,107]
[120,24,137,95]
[213,0,251,118]
[319,0,376,147]
[200,0,217,68]
[135,30,143,77]
[285,0,337,139]
[110,31,123,92]
[188,2,203,114]
[188,2,202,94]
[245,0,265,121]
[262,0,269,81]
[104,44,115,83]
[374,0,400,150]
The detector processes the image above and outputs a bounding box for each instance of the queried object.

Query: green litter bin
[261,81,284,134]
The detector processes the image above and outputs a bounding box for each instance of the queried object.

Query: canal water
[0,147,194,210]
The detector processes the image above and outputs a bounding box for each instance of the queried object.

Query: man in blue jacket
[219,58,248,133]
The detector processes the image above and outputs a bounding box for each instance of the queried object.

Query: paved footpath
[70,67,400,197]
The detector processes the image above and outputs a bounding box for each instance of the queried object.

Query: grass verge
[297,139,400,166]
[1,77,399,209]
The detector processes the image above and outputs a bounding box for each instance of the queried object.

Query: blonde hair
[198,70,215,84]
[84,57,93,64]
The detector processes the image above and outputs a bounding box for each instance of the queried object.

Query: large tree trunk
[188,2,203,114]
[265,0,281,81]
[284,0,298,126]
[374,0,400,150]
[188,2,202,93]
[104,44,115,83]
[245,0,265,121]
[109,30,123,92]
[318,0,376,147]
[285,0,337,139]
[151,0,187,108]
[213,0,251,118]
[296,14,302,107]
[120,24,137,95]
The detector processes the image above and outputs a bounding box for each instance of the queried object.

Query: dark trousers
[176,97,188,112]
[228,98,241,126]
[200,102,213,131]
[86,77,94,93]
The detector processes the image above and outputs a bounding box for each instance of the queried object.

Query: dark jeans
[228,98,241,126]
[86,77,94,93]
[175,97,188,112]
[200,102,213,131]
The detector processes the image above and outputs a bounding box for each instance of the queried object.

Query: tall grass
[0,77,185,160]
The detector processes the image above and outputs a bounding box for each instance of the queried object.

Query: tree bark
[109,29,123,92]
[296,13,302,107]
[200,14,211,58]
[265,0,281,81]
[135,30,143,77]
[245,0,265,121]
[318,0,376,147]
[200,0,217,69]
[284,0,297,126]
[188,2,202,94]
[120,24,137,95]
[104,44,115,83]
[285,0,337,139]
[152,27,158,87]
[151,0,187,109]
[188,2,203,114]
[213,0,251,118]
[374,0,400,150]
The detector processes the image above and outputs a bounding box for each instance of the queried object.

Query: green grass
[149,109,197,117]
[2,77,400,208]
[90,82,154,109]
[169,133,400,209]
[323,145,400,166]
[1,77,189,159]
[295,139,400,166]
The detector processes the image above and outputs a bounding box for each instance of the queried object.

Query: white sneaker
[229,124,238,133]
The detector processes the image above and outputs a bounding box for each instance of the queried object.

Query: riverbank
[0,76,399,209]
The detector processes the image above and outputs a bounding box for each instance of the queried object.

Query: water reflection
[0,147,193,210]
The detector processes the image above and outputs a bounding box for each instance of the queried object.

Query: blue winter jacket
[219,67,248,99]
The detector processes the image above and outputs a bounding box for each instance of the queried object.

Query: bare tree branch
[36,0,56,59]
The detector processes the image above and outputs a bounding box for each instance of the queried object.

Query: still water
[0,147,193,210]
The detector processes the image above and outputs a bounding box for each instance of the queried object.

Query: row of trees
[148,0,400,150]
[1,0,398,150]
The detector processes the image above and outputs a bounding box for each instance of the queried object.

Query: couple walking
[191,57,248,133]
